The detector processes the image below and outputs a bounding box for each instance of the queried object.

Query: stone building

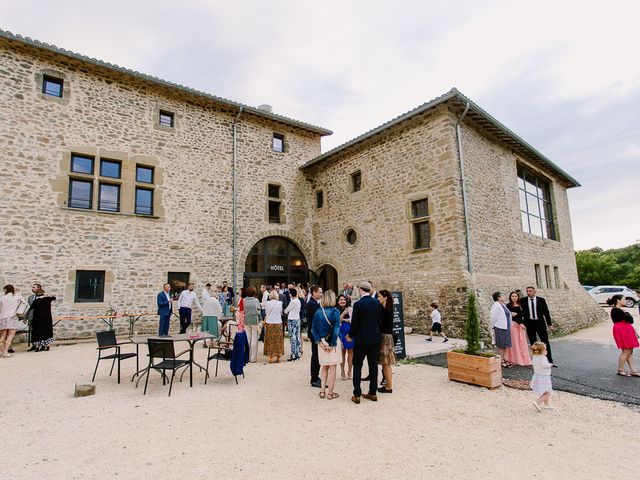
[0,29,605,339]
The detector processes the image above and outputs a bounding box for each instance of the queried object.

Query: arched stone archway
[241,235,310,289]
[316,263,339,293]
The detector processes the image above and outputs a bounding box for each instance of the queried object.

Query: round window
[345,228,357,246]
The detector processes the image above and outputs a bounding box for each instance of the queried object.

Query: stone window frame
[405,193,433,252]
[58,149,161,219]
[35,69,70,105]
[351,170,362,193]
[272,133,286,153]
[342,227,359,249]
[534,264,542,288]
[68,178,94,210]
[544,265,553,289]
[265,182,285,224]
[517,165,558,241]
[67,268,114,308]
[315,190,324,209]
[153,105,179,133]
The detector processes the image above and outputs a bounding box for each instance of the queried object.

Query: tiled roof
[301,88,580,188]
[0,28,332,136]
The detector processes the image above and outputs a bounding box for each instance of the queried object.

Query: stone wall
[0,38,322,339]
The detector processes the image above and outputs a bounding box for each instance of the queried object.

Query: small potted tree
[447,291,502,388]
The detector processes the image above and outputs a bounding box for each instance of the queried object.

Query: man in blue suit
[157,283,173,336]
[346,281,382,404]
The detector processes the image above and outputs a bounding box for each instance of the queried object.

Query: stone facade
[0,31,605,341]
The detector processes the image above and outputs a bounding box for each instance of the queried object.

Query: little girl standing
[530,341,553,411]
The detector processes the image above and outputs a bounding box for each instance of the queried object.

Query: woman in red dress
[607,294,639,376]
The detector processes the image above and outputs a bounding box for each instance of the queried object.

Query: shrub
[465,291,481,355]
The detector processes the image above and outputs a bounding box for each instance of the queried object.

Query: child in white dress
[530,341,553,411]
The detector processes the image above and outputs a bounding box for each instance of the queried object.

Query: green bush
[465,291,481,355]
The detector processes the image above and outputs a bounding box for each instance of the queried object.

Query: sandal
[630,371,640,377]
[617,370,630,376]
[319,391,326,399]
[327,393,339,400]
[341,372,347,380]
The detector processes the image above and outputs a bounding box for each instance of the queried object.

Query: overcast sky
[3,0,638,250]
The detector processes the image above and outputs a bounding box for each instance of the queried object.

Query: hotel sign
[269,265,285,272]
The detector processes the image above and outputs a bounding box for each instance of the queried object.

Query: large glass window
[518,166,556,240]
[409,198,430,250]
[98,183,120,212]
[68,179,93,209]
[75,270,105,303]
[42,75,63,97]
[135,188,153,215]
[71,154,94,175]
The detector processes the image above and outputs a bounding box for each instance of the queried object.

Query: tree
[465,291,481,355]
[575,251,620,285]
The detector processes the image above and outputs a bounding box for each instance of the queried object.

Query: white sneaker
[532,401,542,412]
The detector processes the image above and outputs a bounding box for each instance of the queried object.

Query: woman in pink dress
[607,294,639,376]
[504,291,532,366]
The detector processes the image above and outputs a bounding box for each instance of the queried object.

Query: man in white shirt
[178,283,202,334]
[202,283,212,304]
[260,284,269,320]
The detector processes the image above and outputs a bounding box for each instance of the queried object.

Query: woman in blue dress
[337,294,354,380]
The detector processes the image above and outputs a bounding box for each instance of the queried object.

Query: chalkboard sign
[391,291,406,359]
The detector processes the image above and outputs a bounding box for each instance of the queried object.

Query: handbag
[16,299,29,319]
[318,307,341,365]
[320,307,334,345]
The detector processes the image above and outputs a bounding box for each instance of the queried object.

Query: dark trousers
[353,343,379,397]
[158,313,171,336]
[179,307,192,334]
[526,321,553,362]
[310,341,320,384]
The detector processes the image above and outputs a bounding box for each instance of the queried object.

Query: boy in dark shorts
[426,303,448,342]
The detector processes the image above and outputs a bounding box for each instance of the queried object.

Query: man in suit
[157,283,173,336]
[521,285,556,365]
[306,284,323,388]
[346,281,382,404]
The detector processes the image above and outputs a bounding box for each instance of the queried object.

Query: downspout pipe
[232,106,243,305]
[455,102,473,275]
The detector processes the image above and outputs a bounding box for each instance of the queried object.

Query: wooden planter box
[447,351,502,389]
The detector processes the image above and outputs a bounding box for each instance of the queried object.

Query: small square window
[316,191,324,209]
[168,272,190,299]
[268,200,281,223]
[100,159,121,179]
[268,184,280,198]
[68,179,93,209]
[136,165,154,184]
[75,270,105,303]
[43,75,63,97]
[159,110,174,128]
[71,154,94,175]
[135,188,154,215]
[272,133,285,153]
[351,171,362,192]
[98,183,120,212]
[411,198,429,218]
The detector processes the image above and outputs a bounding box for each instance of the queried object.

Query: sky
[2,0,638,250]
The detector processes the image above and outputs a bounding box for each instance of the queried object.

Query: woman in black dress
[377,290,396,393]
[29,288,56,351]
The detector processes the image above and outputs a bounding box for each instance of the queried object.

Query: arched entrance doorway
[317,264,338,293]
[243,236,308,289]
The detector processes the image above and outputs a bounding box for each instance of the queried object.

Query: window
[75,270,105,303]
[100,159,121,178]
[136,165,154,183]
[268,201,281,223]
[272,133,285,153]
[316,191,324,209]
[409,198,430,250]
[98,183,120,212]
[268,184,281,199]
[534,264,542,288]
[351,171,362,192]
[345,228,357,246]
[518,166,556,240]
[553,267,561,289]
[159,110,174,127]
[71,154,94,175]
[42,75,63,97]
[135,188,153,215]
[167,272,189,299]
[68,179,93,209]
